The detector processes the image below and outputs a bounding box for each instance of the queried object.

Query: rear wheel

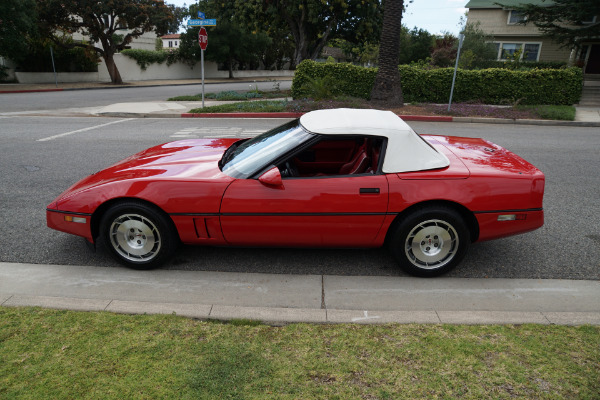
[99,201,178,269]
[389,207,469,277]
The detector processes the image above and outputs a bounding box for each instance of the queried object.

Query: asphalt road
[0,80,292,113]
[0,116,598,280]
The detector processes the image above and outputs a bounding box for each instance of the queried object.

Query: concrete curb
[177,112,600,126]
[2,263,599,326]
[0,88,65,94]
[2,294,600,325]
[182,112,305,119]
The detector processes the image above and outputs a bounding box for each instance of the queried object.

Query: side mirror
[258,166,284,188]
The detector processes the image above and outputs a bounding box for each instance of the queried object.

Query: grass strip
[1,307,599,399]
[169,90,291,102]
[516,105,576,121]
[188,100,287,113]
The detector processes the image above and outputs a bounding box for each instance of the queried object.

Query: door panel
[220,175,389,247]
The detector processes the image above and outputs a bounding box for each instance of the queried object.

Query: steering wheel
[284,161,299,177]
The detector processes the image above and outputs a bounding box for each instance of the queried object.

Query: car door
[219,174,389,247]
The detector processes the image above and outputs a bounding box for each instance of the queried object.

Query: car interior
[278,136,385,178]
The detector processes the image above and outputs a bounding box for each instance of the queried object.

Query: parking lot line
[37,118,134,142]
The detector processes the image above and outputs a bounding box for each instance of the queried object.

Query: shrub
[120,49,178,70]
[291,61,376,100]
[292,60,582,105]
[468,60,568,70]
[18,42,99,73]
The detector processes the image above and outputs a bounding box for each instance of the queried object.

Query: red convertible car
[47,109,545,277]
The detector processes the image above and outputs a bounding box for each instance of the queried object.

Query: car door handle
[360,188,380,194]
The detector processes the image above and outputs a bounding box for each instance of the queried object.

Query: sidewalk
[1,262,599,325]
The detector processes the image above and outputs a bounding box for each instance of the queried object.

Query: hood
[53,138,238,202]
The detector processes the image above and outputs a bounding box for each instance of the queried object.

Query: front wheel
[99,201,178,269]
[389,207,470,277]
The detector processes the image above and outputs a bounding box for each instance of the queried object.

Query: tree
[37,0,174,84]
[398,26,435,65]
[370,0,404,105]
[166,4,188,34]
[458,21,497,69]
[237,0,381,68]
[178,2,272,77]
[430,33,457,67]
[0,0,38,64]
[505,0,600,49]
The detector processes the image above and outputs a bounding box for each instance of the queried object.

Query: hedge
[120,49,178,70]
[291,60,583,105]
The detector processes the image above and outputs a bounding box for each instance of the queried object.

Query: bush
[291,60,583,105]
[291,61,376,100]
[18,44,99,73]
[120,49,178,70]
[467,60,568,70]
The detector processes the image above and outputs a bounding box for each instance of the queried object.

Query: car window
[221,120,314,179]
[278,136,385,178]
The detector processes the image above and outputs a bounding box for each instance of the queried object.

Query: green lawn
[1,307,599,399]
[188,100,288,113]
[169,89,291,102]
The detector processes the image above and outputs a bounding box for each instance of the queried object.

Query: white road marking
[37,118,134,142]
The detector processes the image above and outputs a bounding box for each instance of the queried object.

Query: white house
[160,34,181,49]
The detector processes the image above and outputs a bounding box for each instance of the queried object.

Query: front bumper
[46,209,94,243]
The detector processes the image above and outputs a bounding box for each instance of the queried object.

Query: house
[465,0,600,74]
[160,34,181,49]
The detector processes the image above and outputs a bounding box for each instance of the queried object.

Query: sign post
[198,27,208,108]
[448,33,464,112]
[189,13,215,108]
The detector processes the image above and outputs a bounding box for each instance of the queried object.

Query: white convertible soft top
[300,108,450,173]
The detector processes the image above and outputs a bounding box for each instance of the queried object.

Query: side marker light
[497,214,527,221]
[65,215,87,224]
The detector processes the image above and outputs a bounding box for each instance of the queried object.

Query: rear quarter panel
[386,135,545,242]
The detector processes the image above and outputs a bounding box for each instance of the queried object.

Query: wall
[15,71,100,83]
[98,54,294,81]
[15,53,294,83]
[467,8,542,36]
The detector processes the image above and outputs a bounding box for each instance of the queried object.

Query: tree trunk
[228,56,234,79]
[103,52,123,85]
[370,0,404,106]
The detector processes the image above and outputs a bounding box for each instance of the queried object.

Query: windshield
[221,120,313,179]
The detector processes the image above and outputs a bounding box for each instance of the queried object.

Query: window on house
[174,41,178,46]
[508,10,526,24]
[523,44,540,61]
[500,43,520,59]
[496,42,541,61]
[169,41,173,47]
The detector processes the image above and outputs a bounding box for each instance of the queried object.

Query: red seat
[339,142,370,175]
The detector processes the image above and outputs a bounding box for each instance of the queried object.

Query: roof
[299,109,450,173]
[465,0,551,9]
[160,34,181,39]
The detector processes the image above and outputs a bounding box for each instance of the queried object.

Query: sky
[167,0,467,36]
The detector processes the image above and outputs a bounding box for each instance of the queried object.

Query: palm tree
[370,0,404,105]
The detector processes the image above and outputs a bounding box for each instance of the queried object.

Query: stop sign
[198,28,208,50]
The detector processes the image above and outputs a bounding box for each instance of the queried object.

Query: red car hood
[53,138,238,202]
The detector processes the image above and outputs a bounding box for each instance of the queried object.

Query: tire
[99,201,178,269]
[388,207,470,277]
